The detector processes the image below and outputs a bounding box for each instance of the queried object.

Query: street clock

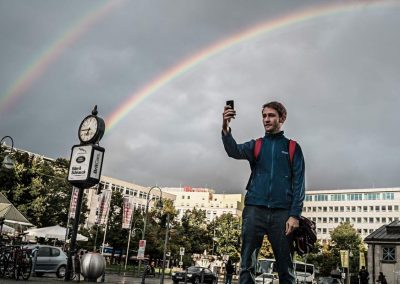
[78,106,105,145]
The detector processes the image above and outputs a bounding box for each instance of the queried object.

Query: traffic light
[96,182,104,195]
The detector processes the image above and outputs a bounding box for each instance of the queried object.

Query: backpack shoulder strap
[254,138,263,160]
[289,140,297,164]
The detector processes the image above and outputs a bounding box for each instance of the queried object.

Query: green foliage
[208,213,241,262]
[0,147,87,229]
[302,222,366,277]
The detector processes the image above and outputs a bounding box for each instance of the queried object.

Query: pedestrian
[225,259,235,284]
[377,272,387,284]
[358,266,369,284]
[222,101,305,284]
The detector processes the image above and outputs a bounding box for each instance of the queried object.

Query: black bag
[293,216,317,256]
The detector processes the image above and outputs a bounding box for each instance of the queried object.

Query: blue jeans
[239,206,295,284]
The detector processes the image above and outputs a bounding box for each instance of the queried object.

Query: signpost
[179,247,185,268]
[65,106,105,281]
[137,240,146,260]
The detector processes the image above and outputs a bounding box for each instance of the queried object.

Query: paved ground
[0,274,237,284]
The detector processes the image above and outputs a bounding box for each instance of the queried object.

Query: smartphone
[226,100,234,110]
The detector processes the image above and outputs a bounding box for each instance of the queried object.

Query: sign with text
[137,240,146,260]
[340,250,349,268]
[68,144,105,188]
[68,146,91,181]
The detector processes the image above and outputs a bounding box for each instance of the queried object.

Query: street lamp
[142,186,163,240]
[124,218,143,270]
[1,136,15,170]
[140,186,163,280]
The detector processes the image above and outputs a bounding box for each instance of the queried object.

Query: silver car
[27,245,68,278]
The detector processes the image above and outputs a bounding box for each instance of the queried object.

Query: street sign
[137,240,146,260]
[180,247,185,256]
[179,261,183,266]
[340,250,349,268]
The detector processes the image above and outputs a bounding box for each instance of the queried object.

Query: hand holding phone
[222,100,236,134]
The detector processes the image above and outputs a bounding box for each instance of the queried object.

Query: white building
[303,187,400,242]
[85,176,176,228]
[163,187,244,222]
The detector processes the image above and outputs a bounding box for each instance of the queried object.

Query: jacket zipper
[267,139,275,206]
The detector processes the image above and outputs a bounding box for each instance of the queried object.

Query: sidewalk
[0,273,239,284]
[0,274,172,284]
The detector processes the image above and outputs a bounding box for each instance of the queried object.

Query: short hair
[262,101,287,122]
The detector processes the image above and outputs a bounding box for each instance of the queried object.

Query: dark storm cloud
[0,0,399,193]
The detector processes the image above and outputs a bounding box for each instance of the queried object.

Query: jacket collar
[264,131,284,139]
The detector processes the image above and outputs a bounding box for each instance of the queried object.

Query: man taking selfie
[221,101,305,284]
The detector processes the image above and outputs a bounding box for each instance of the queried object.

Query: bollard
[81,252,106,282]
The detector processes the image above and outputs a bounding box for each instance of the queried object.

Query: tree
[330,222,364,275]
[0,147,87,228]
[209,213,241,262]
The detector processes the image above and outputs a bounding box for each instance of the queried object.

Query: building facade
[162,187,244,222]
[364,220,400,284]
[303,187,400,242]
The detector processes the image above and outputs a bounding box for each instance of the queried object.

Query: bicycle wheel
[0,252,6,277]
[19,253,32,280]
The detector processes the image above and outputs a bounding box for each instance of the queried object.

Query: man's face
[262,107,282,134]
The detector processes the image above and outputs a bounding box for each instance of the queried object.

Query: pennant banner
[97,190,111,225]
[68,187,80,219]
[122,197,133,229]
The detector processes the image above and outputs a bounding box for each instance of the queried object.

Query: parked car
[318,276,344,284]
[172,266,217,284]
[27,245,68,278]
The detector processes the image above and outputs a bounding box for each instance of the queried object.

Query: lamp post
[142,186,163,240]
[139,186,163,279]
[160,213,170,284]
[1,136,15,170]
[124,218,143,270]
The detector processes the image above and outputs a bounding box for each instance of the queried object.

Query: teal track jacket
[222,130,305,218]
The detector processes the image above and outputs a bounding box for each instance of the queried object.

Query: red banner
[122,197,133,229]
[68,187,80,219]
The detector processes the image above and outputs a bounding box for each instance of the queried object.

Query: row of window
[305,192,395,202]
[101,182,160,200]
[310,216,399,224]
[318,227,376,235]
[304,205,399,213]
[179,203,236,208]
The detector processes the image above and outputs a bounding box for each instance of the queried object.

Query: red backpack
[253,138,297,163]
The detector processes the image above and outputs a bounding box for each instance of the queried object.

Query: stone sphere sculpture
[81,252,106,282]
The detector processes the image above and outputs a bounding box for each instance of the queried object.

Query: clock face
[79,116,98,143]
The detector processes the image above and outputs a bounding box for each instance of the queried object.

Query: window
[38,247,51,257]
[382,192,394,200]
[364,193,380,200]
[51,248,60,257]
[382,247,396,262]
[305,195,313,202]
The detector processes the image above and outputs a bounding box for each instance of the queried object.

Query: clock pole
[65,106,106,281]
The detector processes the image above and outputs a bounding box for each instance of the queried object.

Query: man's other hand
[285,216,299,235]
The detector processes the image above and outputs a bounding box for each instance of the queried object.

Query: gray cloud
[0,0,399,193]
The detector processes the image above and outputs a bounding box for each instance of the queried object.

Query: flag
[68,187,80,219]
[122,197,133,229]
[97,190,111,225]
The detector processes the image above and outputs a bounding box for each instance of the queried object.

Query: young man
[221,101,305,284]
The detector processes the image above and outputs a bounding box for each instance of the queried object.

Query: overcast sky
[0,0,399,193]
